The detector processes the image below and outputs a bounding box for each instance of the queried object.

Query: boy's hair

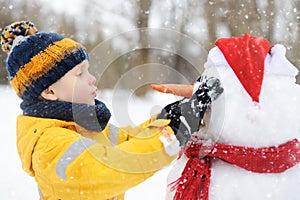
[1,21,89,100]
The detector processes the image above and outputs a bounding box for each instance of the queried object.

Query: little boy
[1,21,222,199]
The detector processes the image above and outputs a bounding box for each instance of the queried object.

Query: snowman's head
[200,34,300,147]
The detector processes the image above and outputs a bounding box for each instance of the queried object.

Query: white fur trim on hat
[207,45,299,77]
[207,46,231,68]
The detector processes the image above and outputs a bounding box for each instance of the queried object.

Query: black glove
[157,76,223,146]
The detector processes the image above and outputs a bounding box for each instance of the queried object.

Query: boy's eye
[76,71,83,76]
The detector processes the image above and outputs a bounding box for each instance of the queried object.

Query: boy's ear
[41,88,58,101]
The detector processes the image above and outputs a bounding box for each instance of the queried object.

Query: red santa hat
[207,33,299,103]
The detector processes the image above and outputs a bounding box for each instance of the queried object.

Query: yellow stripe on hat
[11,38,83,97]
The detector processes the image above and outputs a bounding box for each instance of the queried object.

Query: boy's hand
[157,76,223,146]
[159,127,180,156]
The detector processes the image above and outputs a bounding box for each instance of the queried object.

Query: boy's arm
[101,114,159,143]
[35,121,176,199]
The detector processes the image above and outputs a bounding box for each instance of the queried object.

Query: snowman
[153,33,300,200]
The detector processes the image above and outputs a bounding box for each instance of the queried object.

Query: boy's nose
[89,73,96,85]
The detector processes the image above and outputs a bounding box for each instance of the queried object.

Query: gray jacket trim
[108,124,119,146]
[56,138,97,180]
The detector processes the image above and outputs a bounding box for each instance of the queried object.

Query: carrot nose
[150,84,193,98]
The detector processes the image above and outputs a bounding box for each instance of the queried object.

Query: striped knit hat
[1,21,89,100]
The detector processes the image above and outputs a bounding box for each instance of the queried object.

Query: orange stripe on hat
[11,38,83,98]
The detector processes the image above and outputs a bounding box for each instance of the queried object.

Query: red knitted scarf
[169,139,300,200]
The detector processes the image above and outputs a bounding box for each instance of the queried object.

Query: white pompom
[265,44,299,77]
[270,44,286,56]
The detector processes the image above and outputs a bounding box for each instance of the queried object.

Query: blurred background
[1,1,300,198]
[1,0,300,94]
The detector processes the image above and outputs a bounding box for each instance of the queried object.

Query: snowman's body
[166,43,300,200]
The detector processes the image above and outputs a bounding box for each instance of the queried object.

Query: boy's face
[48,60,97,105]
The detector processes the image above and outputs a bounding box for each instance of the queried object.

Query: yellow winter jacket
[16,114,176,199]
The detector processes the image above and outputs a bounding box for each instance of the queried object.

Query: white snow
[0,85,179,199]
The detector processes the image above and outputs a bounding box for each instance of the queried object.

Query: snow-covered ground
[0,85,178,199]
